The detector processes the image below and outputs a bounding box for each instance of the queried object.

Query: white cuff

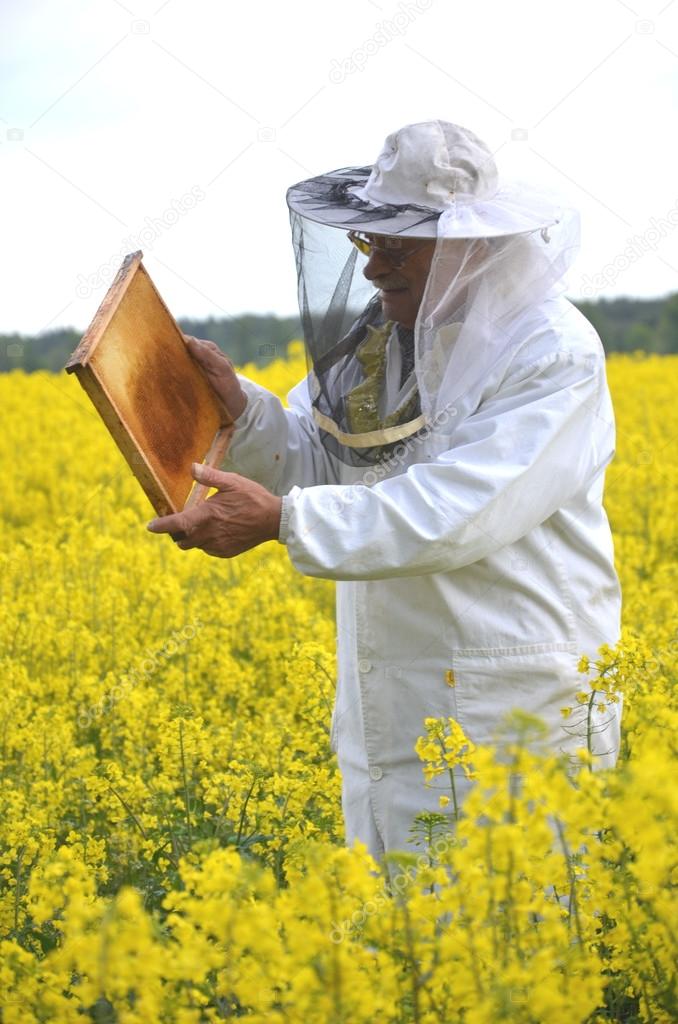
[278,494,291,544]
[231,374,257,427]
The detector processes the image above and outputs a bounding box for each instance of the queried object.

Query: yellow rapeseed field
[0,344,676,1022]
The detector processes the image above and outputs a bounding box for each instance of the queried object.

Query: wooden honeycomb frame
[65,251,232,516]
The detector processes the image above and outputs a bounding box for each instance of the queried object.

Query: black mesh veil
[289,211,432,467]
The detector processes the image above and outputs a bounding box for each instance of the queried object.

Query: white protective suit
[221,292,622,860]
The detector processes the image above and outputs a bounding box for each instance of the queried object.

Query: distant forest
[1,294,677,373]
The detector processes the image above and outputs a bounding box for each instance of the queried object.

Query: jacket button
[369,766,383,781]
[358,659,372,673]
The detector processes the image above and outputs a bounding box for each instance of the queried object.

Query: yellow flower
[1,350,676,1021]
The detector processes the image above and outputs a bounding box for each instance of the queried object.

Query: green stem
[401,901,422,1024]
[328,885,344,1023]
[447,767,459,821]
[107,783,148,840]
[555,818,584,948]
[236,775,258,846]
[178,721,193,844]
[485,828,499,963]
[437,734,459,821]
[13,846,24,934]
[586,692,596,772]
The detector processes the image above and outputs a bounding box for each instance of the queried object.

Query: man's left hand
[147,463,283,557]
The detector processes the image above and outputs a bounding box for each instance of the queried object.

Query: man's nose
[362,249,395,281]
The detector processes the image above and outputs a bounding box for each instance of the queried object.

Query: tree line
[1,294,676,374]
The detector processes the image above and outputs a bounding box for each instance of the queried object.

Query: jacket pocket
[449,643,581,754]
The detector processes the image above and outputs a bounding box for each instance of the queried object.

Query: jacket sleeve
[279,351,615,580]
[219,374,341,492]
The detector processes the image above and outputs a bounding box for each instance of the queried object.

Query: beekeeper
[148,121,623,860]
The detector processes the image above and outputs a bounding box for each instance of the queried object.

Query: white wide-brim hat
[286,120,564,239]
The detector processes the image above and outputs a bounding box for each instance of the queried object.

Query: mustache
[373,277,408,290]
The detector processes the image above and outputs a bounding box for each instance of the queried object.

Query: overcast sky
[1,0,677,335]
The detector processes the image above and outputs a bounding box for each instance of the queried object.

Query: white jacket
[222,295,622,857]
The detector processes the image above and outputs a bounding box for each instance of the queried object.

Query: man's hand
[147,463,283,557]
[184,335,248,424]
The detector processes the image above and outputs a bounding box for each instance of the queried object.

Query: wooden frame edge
[64,251,144,372]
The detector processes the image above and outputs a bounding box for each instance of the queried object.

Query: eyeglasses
[347,230,431,269]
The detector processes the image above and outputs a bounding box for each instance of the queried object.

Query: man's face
[361,234,437,329]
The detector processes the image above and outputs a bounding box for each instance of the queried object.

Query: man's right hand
[184,335,248,425]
